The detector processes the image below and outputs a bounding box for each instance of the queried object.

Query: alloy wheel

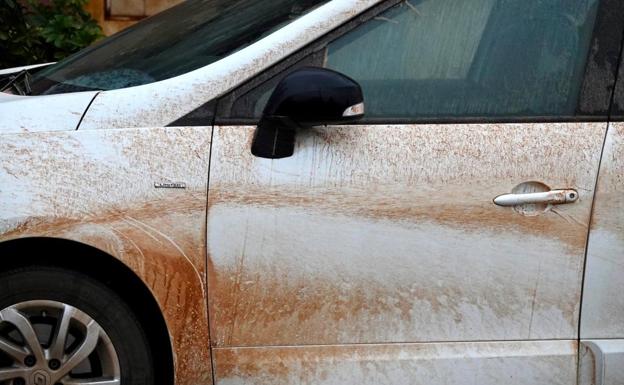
[0,300,120,385]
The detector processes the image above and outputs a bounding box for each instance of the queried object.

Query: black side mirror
[251,67,364,159]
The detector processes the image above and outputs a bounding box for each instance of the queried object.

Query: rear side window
[325,0,600,118]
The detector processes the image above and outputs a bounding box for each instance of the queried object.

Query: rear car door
[206,0,622,383]
[579,10,624,383]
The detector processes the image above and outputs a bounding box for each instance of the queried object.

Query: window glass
[21,0,329,95]
[324,0,600,118]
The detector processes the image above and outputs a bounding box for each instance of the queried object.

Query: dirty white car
[1,0,623,384]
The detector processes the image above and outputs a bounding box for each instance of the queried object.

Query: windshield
[21,0,329,95]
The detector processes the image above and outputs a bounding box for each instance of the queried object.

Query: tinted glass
[325,0,600,118]
[613,38,624,117]
[26,0,328,95]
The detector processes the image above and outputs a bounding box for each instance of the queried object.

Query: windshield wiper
[0,70,32,95]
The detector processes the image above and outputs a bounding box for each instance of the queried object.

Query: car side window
[325,0,600,118]
[216,0,601,122]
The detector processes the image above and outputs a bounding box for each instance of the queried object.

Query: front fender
[0,126,214,385]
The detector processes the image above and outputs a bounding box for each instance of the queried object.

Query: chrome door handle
[494,189,578,207]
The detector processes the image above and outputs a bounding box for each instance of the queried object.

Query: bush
[0,0,103,68]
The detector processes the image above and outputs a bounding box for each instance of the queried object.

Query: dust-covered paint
[213,340,577,385]
[581,122,624,339]
[579,340,624,385]
[78,0,381,130]
[0,126,214,385]
[207,123,604,347]
[0,91,98,134]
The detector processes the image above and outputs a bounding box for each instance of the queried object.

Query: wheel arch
[0,236,175,385]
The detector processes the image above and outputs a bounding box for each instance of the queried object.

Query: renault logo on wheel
[32,370,50,385]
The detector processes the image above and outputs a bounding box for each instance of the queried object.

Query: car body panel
[579,340,624,385]
[77,0,379,130]
[207,122,604,348]
[0,126,213,385]
[581,122,624,338]
[213,340,577,385]
[0,91,98,134]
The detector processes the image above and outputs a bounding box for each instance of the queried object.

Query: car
[1,0,623,384]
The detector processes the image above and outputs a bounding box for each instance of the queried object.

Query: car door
[579,20,624,384]
[205,0,620,383]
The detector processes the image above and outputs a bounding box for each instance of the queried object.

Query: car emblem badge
[32,370,50,385]
[154,181,187,189]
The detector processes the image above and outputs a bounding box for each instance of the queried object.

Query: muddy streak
[209,186,589,253]
[2,195,207,281]
[208,260,579,346]
[213,340,577,385]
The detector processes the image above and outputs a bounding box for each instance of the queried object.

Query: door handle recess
[494,189,578,207]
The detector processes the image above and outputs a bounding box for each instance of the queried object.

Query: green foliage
[0,0,103,68]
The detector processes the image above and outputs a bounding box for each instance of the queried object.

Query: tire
[0,266,154,385]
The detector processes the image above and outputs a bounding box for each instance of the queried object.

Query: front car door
[205,0,623,383]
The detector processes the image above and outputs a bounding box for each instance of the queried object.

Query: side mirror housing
[251,67,364,159]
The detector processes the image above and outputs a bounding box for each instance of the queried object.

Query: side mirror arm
[250,116,298,159]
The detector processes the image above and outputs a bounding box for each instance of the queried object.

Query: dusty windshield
[19,0,329,95]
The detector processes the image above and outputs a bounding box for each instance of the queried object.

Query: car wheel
[0,266,155,385]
